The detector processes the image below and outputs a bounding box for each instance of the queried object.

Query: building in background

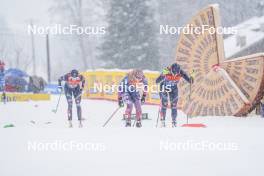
[224,16,264,59]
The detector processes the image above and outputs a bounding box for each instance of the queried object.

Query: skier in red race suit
[118,69,148,128]
[156,63,193,127]
[58,69,85,128]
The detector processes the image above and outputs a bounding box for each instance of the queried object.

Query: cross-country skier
[118,69,148,128]
[0,60,6,103]
[156,63,193,127]
[58,69,85,128]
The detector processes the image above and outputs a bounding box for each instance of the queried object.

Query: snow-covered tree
[0,16,31,71]
[99,0,160,70]
[49,0,107,71]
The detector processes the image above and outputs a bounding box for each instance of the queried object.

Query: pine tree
[99,0,160,70]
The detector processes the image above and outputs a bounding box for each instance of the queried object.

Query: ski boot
[160,119,166,128]
[136,120,142,128]
[125,119,131,127]
[79,120,83,128]
[172,121,177,128]
[68,120,73,128]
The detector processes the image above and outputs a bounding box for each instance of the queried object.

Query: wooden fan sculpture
[176,4,264,118]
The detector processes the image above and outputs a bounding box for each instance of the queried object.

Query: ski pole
[75,90,84,100]
[52,91,63,113]
[132,117,137,127]
[102,107,121,127]
[156,108,160,128]
[187,82,192,124]
[187,70,195,124]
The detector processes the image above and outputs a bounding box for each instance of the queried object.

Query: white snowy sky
[1,0,52,31]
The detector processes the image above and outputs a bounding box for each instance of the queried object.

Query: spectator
[0,60,6,102]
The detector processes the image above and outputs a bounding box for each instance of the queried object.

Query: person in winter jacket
[58,69,85,128]
[0,60,6,102]
[118,69,148,128]
[156,63,193,127]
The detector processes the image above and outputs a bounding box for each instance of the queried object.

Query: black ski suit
[156,68,191,122]
[58,73,85,121]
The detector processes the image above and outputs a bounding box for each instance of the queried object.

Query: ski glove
[189,70,195,84]
[141,94,146,104]
[58,86,63,92]
[118,97,124,107]
[190,76,194,84]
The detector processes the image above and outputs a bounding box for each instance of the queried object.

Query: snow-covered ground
[0,95,264,176]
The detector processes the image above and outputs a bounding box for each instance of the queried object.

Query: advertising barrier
[3,93,51,102]
[81,69,161,105]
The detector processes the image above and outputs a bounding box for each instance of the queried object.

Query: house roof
[224,16,264,58]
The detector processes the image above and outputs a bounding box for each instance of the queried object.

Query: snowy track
[0,95,264,176]
[2,95,264,128]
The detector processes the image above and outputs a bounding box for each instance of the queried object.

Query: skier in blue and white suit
[156,63,193,127]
